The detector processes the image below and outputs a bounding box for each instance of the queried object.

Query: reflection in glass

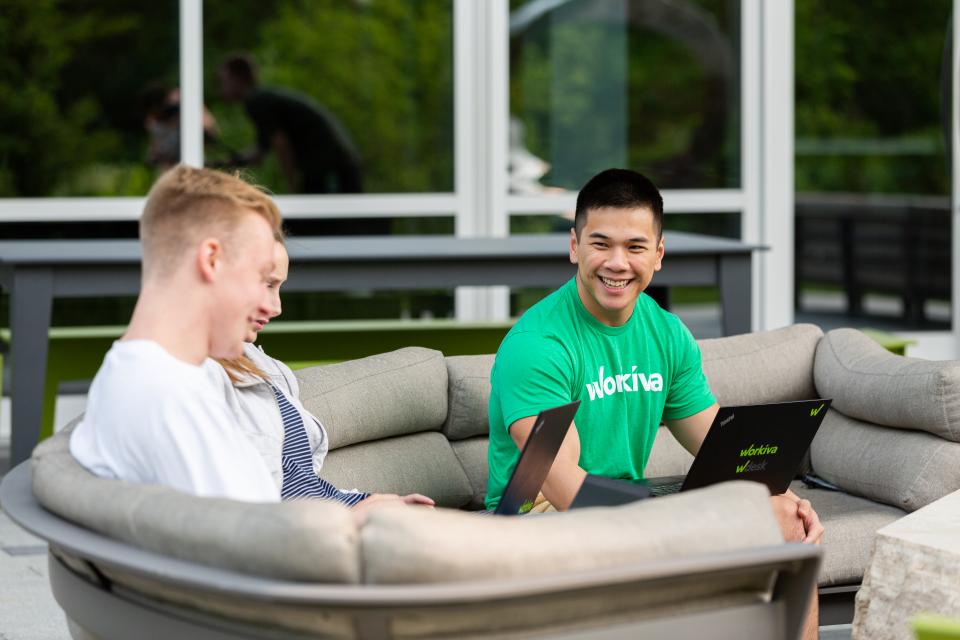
[794,0,951,328]
[510,212,739,238]
[509,0,741,193]
[217,53,363,194]
[204,1,454,195]
[0,1,178,197]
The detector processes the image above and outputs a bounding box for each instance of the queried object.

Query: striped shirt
[271,383,369,506]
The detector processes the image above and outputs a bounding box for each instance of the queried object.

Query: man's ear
[654,235,665,272]
[569,227,578,265]
[196,238,223,283]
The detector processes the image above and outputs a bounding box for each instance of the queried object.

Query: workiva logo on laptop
[735,443,779,474]
[584,365,663,401]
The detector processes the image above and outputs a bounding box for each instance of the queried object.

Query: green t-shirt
[485,278,715,509]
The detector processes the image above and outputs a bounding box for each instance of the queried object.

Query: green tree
[795,0,951,195]
[204,0,454,194]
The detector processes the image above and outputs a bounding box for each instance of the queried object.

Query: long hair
[217,354,268,385]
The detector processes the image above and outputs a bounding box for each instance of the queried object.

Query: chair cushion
[450,437,489,509]
[441,355,494,440]
[810,411,960,512]
[643,426,694,477]
[361,481,782,584]
[814,328,960,442]
[698,324,823,406]
[32,430,360,583]
[790,481,905,586]
[322,432,475,508]
[296,347,448,448]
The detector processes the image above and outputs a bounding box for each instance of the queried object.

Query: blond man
[70,165,284,502]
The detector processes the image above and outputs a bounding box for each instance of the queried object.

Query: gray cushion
[698,324,823,406]
[450,437,489,509]
[322,432,475,508]
[790,481,905,586]
[32,431,360,583]
[814,328,960,442]
[643,426,694,477]
[361,481,782,584]
[810,411,960,512]
[296,347,448,448]
[441,354,494,440]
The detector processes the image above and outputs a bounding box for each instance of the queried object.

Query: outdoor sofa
[5,322,956,638]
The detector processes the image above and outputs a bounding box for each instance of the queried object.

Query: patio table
[0,231,763,465]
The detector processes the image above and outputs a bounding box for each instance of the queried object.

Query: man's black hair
[574,168,664,240]
[221,52,259,85]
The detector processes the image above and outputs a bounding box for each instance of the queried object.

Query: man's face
[209,213,276,359]
[569,206,664,326]
[244,242,288,343]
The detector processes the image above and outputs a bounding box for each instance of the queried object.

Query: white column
[741,0,761,331]
[454,0,510,321]
[758,0,795,330]
[953,0,960,350]
[179,0,204,167]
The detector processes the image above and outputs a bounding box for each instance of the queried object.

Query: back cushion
[296,347,448,448]
[361,481,781,584]
[322,432,475,509]
[698,324,822,406]
[442,355,494,440]
[810,410,960,512]
[643,426,694,477]
[815,328,960,442]
[450,437,489,509]
[33,430,361,583]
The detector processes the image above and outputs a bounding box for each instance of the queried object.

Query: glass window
[511,212,740,238]
[0,1,179,197]
[794,0,951,328]
[508,0,741,193]
[203,0,454,195]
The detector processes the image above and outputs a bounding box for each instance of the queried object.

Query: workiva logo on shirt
[584,365,663,401]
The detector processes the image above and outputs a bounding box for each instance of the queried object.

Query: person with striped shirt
[205,239,433,518]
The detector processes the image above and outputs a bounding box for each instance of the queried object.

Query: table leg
[10,268,53,465]
[718,255,752,336]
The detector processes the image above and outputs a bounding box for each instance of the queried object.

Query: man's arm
[664,402,719,457]
[509,416,587,511]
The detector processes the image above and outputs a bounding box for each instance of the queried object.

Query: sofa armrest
[3,461,820,639]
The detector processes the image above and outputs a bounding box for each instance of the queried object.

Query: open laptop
[570,398,832,509]
[492,400,581,515]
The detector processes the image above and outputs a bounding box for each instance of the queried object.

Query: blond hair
[139,164,282,279]
[217,356,268,385]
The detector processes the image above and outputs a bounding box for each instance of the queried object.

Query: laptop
[570,398,832,509]
[492,400,581,515]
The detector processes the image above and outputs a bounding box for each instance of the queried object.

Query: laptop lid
[494,401,580,515]
[679,398,832,494]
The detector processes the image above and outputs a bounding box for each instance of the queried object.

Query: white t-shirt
[70,340,279,502]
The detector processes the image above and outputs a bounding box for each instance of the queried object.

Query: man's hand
[509,416,586,511]
[350,493,435,525]
[783,488,823,544]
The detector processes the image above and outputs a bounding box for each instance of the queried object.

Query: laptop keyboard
[648,481,683,497]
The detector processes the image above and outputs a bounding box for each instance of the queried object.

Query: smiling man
[485,168,822,637]
[485,168,823,536]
